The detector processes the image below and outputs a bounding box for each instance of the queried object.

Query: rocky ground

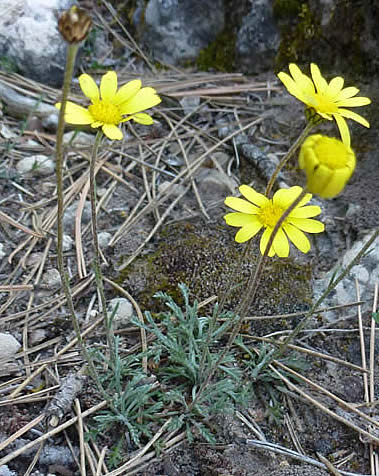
[0,2,378,476]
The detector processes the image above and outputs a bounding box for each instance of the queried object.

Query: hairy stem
[88,131,114,361]
[265,122,314,197]
[55,44,108,401]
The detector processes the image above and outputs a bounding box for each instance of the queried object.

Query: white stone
[42,268,61,289]
[17,155,55,176]
[63,131,95,145]
[0,243,5,261]
[98,232,112,248]
[108,298,133,329]
[0,0,75,87]
[62,234,73,252]
[0,333,21,360]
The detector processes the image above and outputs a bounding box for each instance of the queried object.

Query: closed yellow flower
[299,135,356,199]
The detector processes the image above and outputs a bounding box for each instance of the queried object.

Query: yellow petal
[273,186,310,209]
[333,114,351,146]
[120,87,161,115]
[272,227,290,257]
[289,217,325,233]
[289,205,321,219]
[289,63,315,96]
[326,76,344,98]
[336,96,371,107]
[283,222,311,253]
[234,222,263,243]
[337,109,370,128]
[100,71,118,102]
[131,113,154,125]
[310,63,328,94]
[224,212,260,227]
[305,163,333,196]
[239,185,268,207]
[317,168,353,198]
[56,101,93,124]
[224,197,260,214]
[337,86,359,100]
[102,123,123,140]
[79,74,99,102]
[114,79,141,105]
[260,227,275,257]
[278,72,308,103]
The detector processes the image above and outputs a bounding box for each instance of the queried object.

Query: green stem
[265,122,314,197]
[190,188,308,412]
[55,44,108,401]
[89,131,114,360]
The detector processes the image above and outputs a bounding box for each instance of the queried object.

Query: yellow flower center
[313,137,349,169]
[88,100,122,125]
[259,202,285,228]
[308,93,339,114]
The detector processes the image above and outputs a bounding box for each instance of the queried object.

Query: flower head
[278,63,371,146]
[299,134,356,199]
[56,71,161,140]
[224,185,324,257]
[58,6,92,44]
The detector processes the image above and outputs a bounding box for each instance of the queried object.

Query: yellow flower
[224,185,324,257]
[56,71,161,140]
[299,134,356,199]
[278,63,371,146]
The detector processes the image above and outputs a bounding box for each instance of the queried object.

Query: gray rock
[236,0,280,73]
[240,144,283,183]
[98,232,112,248]
[63,131,95,146]
[108,297,134,329]
[314,231,379,322]
[63,201,92,230]
[197,169,238,201]
[0,0,75,87]
[142,0,224,65]
[62,234,73,252]
[0,465,18,476]
[16,155,55,176]
[0,243,5,261]
[0,333,21,360]
[42,268,61,289]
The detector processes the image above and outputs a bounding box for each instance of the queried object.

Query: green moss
[274,1,321,71]
[196,30,236,72]
[273,0,302,18]
[116,222,314,335]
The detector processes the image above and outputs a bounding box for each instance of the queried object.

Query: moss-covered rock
[117,222,314,335]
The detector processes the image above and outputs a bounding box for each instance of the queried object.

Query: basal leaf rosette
[56,71,161,140]
[299,134,356,199]
[278,63,371,146]
[224,185,324,257]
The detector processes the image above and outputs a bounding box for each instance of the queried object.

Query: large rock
[313,231,379,322]
[0,0,75,86]
[236,0,280,73]
[141,0,225,65]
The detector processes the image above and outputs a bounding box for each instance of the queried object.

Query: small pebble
[98,232,112,248]
[108,298,133,329]
[16,155,55,176]
[0,333,21,360]
[42,268,61,289]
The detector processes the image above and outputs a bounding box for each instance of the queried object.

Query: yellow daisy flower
[224,185,324,257]
[56,71,161,140]
[278,63,371,146]
[299,134,356,199]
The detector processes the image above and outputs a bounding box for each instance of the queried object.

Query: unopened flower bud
[299,134,356,199]
[58,6,92,44]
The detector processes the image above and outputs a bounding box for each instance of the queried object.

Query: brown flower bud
[58,6,92,44]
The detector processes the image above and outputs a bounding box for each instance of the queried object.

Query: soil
[0,3,378,476]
